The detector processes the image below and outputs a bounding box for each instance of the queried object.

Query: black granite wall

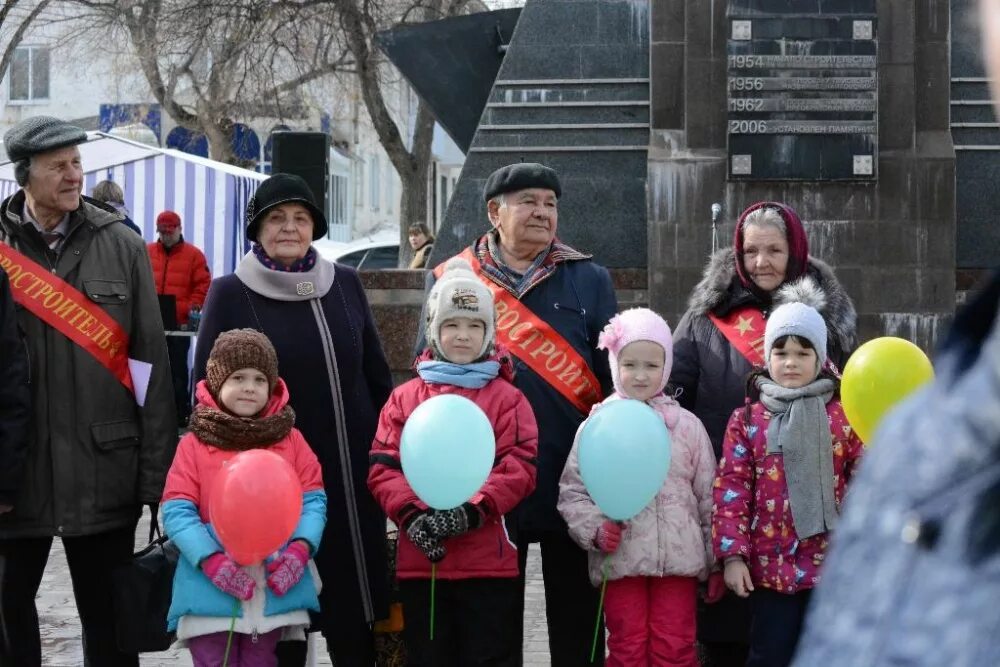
[648,0,956,351]
[428,0,651,269]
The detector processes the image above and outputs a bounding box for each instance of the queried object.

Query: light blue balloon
[400,394,496,510]
[577,399,672,521]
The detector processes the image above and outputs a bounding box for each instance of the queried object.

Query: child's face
[218,367,270,417]
[618,340,665,402]
[768,337,819,389]
[439,317,486,364]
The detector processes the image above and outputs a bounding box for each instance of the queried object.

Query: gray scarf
[234,249,336,301]
[756,376,838,539]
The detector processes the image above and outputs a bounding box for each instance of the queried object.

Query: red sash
[708,306,767,367]
[434,249,603,414]
[0,241,134,394]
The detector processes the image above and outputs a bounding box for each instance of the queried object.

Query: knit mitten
[405,513,447,563]
[266,541,311,596]
[423,503,482,540]
[594,520,623,554]
[202,552,255,600]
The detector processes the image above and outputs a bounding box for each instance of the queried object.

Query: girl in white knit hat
[558,307,717,667]
[712,287,864,667]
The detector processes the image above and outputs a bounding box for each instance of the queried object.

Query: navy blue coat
[419,255,617,534]
[195,265,393,631]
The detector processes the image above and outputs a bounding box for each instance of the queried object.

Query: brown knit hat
[205,329,279,396]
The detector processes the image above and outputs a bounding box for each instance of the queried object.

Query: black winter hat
[4,116,88,163]
[483,162,561,202]
[246,173,328,242]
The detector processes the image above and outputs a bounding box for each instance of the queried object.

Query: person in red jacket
[147,210,211,426]
[368,257,538,666]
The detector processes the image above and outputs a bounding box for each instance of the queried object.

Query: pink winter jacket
[712,400,864,593]
[558,394,717,587]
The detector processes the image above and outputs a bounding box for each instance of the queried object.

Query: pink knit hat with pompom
[597,308,673,397]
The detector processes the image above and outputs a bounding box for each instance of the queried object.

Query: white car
[314,231,400,269]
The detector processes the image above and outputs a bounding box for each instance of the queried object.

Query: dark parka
[0,191,177,538]
[671,246,857,645]
[419,240,617,534]
[0,268,31,506]
[194,264,394,631]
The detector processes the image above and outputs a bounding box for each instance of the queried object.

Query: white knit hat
[764,302,828,369]
[425,258,495,361]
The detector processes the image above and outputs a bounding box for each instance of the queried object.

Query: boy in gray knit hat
[368,257,539,665]
[713,288,864,667]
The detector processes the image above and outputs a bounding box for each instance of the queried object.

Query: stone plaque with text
[726,0,878,181]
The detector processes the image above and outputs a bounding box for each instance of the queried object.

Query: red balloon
[209,449,303,566]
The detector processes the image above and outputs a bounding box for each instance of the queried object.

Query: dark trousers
[275,621,376,666]
[166,336,191,425]
[700,640,751,667]
[746,588,812,667]
[515,530,605,666]
[398,577,521,666]
[0,522,139,667]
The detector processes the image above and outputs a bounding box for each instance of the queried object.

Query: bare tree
[71,0,352,165]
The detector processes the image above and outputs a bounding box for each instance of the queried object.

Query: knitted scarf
[755,376,838,538]
[252,243,318,273]
[416,359,500,389]
[188,404,296,451]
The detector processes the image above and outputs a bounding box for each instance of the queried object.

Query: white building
[0,6,464,244]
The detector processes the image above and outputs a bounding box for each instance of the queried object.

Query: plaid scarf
[476,229,591,298]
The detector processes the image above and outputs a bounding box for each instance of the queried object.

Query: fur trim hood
[685,247,857,356]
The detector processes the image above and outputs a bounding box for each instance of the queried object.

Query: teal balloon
[578,399,672,521]
[401,394,496,510]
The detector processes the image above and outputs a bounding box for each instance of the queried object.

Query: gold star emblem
[736,315,755,336]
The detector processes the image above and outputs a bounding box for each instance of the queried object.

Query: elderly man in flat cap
[415,162,618,665]
[0,116,176,666]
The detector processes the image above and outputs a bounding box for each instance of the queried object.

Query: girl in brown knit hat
[161,329,327,666]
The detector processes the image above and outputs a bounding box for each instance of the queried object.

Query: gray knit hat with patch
[425,258,495,361]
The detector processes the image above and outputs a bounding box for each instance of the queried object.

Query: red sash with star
[708,306,766,367]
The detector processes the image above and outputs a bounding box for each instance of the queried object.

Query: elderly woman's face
[259,203,314,266]
[742,224,789,293]
[984,0,1000,105]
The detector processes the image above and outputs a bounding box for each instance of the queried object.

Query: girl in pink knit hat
[558,308,719,667]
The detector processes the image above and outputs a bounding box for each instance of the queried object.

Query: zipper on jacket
[160,249,170,294]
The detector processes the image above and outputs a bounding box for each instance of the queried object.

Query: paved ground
[35,509,553,665]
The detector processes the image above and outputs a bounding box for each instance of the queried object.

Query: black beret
[4,116,87,163]
[483,162,562,202]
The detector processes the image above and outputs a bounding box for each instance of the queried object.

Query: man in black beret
[417,162,617,665]
[0,116,176,666]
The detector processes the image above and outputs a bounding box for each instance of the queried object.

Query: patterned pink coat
[712,400,863,593]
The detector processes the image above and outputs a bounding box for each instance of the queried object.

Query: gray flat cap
[4,116,87,162]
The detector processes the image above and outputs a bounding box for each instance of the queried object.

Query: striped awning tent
[0,133,265,277]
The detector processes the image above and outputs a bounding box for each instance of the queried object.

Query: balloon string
[430,563,437,641]
[222,597,238,667]
[590,555,609,663]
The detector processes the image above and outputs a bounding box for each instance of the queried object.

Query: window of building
[9,46,50,102]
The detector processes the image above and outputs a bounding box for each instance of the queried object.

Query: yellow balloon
[841,337,934,445]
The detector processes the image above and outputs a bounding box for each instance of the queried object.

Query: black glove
[405,513,447,563]
[423,503,482,540]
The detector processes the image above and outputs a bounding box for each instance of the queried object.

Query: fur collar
[685,247,857,355]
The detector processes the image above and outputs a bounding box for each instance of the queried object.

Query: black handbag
[111,512,180,653]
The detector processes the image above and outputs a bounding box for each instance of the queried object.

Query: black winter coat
[0,268,30,506]
[195,260,394,630]
[671,247,857,644]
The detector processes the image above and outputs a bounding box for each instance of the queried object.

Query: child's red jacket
[368,353,538,580]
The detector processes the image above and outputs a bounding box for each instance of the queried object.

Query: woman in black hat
[194,173,393,665]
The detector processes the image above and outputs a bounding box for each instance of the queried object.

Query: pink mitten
[202,552,255,601]
[595,520,623,554]
[266,541,310,596]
